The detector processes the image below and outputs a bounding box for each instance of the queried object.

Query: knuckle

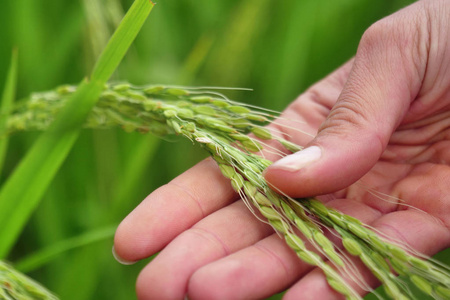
[318,95,387,153]
[320,95,371,134]
[359,18,394,52]
[358,8,425,56]
[333,98,365,125]
[187,227,230,255]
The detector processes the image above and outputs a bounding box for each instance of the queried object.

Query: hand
[114,0,450,299]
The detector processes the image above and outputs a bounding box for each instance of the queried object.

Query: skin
[114,0,450,299]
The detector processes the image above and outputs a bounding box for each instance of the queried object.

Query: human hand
[114,0,450,299]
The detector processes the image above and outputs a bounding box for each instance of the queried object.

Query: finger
[187,234,302,300]
[135,201,274,300]
[244,59,354,166]
[284,267,364,300]
[392,110,450,146]
[185,198,382,300]
[284,209,450,300]
[265,5,430,197]
[114,158,237,262]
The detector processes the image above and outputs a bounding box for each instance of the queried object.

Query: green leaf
[0,49,18,176]
[15,225,116,273]
[0,0,155,258]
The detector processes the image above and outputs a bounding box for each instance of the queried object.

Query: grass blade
[0,0,154,258]
[90,0,154,82]
[0,49,18,176]
[15,225,116,273]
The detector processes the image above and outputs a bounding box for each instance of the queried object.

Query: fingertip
[113,208,160,262]
[264,146,324,197]
[269,146,322,173]
[113,219,144,262]
[187,268,221,300]
[264,167,307,198]
[265,135,382,198]
[135,259,182,300]
[112,245,137,265]
[135,267,157,300]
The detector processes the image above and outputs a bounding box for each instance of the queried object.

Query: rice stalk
[0,261,57,300]
[6,83,450,300]
[307,198,450,300]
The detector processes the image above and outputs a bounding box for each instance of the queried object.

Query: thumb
[265,11,429,198]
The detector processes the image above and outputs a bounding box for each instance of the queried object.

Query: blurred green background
[0,0,429,299]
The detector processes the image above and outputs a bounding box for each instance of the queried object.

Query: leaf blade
[0,0,154,258]
[0,49,18,176]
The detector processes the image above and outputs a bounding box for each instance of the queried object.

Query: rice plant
[1,0,447,299]
[0,261,57,300]
[5,83,450,300]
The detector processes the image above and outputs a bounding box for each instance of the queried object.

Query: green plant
[2,0,446,299]
[0,0,154,298]
[0,261,57,300]
[7,82,450,300]
[0,0,154,260]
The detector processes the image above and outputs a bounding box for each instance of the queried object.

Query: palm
[263,59,450,297]
[280,57,450,246]
[301,61,450,224]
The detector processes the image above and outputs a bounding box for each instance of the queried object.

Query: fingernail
[112,246,137,265]
[270,146,322,172]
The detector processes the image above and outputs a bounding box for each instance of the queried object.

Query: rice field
[1,0,448,299]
